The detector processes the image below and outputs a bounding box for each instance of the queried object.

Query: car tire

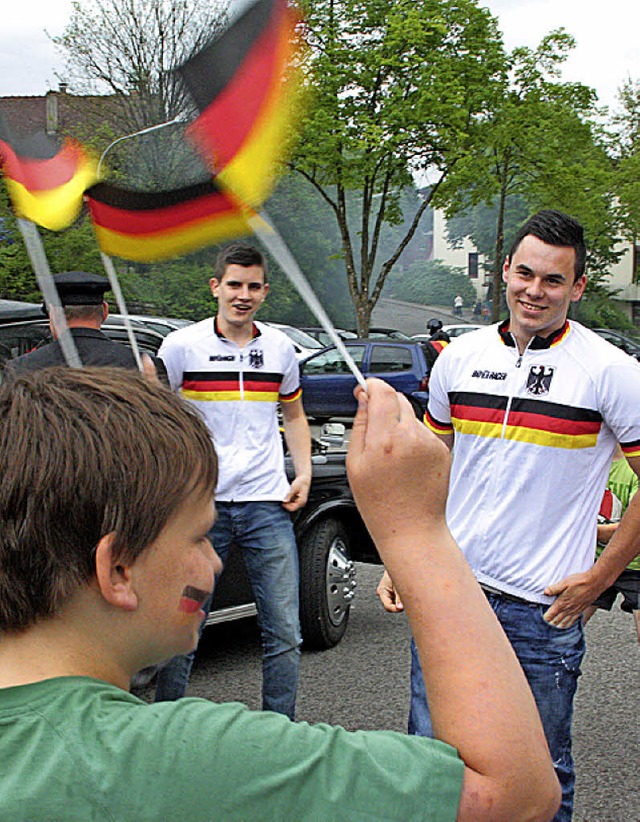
[299,517,356,650]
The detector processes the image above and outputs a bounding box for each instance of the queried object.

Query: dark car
[299,340,430,422]
[0,312,166,368]
[208,427,377,650]
[593,328,640,360]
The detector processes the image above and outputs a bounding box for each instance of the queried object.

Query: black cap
[42,272,110,314]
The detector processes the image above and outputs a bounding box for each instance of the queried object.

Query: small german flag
[177,0,301,208]
[85,179,253,262]
[0,115,97,231]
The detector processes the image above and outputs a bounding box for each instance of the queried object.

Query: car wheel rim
[326,537,356,627]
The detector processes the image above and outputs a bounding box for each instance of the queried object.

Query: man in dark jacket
[7,271,158,375]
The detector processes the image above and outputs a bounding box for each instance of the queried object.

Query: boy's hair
[214,243,268,282]
[0,367,217,633]
[507,209,587,282]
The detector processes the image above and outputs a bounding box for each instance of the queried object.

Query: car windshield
[278,326,323,349]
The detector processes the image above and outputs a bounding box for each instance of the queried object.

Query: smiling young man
[154,243,311,716]
[378,209,640,821]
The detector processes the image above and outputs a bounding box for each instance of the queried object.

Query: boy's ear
[94,533,139,612]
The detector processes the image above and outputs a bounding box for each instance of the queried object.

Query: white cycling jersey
[159,318,301,502]
[426,320,640,603]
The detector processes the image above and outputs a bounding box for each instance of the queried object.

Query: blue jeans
[155,501,301,719]
[409,593,585,822]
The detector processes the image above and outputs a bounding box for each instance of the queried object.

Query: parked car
[351,326,413,341]
[127,314,193,336]
[442,323,483,338]
[265,322,324,358]
[299,340,430,422]
[299,326,358,345]
[206,426,377,649]
[0,313,166,369]
[592,328,640,360]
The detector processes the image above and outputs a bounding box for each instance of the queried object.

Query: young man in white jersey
[155,243,311,717]
[378,209,640,821]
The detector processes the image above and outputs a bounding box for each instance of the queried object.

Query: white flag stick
[16,218,82,369]
[100,252,143,370]
[249,211,367,391]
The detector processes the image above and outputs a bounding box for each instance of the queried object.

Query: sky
[0,0,638,110]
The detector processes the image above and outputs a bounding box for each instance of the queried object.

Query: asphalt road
[135,563,639,821]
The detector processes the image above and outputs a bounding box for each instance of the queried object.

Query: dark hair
[507,209,586,282]
[214,243,268,283]
[0,367,217,633]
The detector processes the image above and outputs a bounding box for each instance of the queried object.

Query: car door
[299,344,366,417]
[366,343,418,394]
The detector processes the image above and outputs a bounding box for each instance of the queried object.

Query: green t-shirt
[0,677,463,821]
[596,457,640,571]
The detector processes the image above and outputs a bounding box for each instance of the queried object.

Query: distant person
[5,271,161,375]
[154,243,311,718]
[379,209,640,821]
[423,318,450,370]
[453,294,463,317]
[583,445,640,644]
[426,317,450,344]
[473,299,482,319]
[0,368,560,821]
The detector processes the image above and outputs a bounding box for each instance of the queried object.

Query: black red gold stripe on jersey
[621,439,640,459]
[181,371,284,402]
[447,392,602,449]
[425,409,454,436]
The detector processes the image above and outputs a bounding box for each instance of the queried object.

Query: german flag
[177,0,301,208]
[0,115,97,231]
[85,179,254,262]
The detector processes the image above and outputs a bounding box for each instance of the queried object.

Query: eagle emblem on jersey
[249,348,264,369]
[526,365,555,396]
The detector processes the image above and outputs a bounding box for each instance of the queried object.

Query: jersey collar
[498,319,570,350]
[213,317,262,340]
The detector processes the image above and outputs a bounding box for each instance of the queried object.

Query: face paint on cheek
[179,585,210,615]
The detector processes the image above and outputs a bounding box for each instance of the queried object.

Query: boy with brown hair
[0,368,559,820]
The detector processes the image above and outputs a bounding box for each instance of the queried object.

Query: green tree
[442,30,618,320]
[51,0,228,187]
[292,0,506,335]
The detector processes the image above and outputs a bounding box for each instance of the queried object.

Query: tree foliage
[442,30,618,320]
[292,0,506,334]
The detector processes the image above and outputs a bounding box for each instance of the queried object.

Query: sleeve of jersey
[425,356,453,437]
[278,342,302,403]
[157,336,185,393]
[600,359,640,459]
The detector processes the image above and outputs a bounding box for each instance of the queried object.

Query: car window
[302,345,365,375]
[368,345,413,373]
[0,321,51,366]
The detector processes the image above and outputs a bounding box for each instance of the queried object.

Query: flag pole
[16,218,82,368]
[95,119,184,371]
[249,211,367,391]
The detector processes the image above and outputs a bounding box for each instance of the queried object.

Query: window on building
[468,252,479,279]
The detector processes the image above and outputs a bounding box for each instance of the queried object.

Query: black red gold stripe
[448,391,602,449]
[0,114,97,230]
[180,371,284,402]
[85,180,253,262]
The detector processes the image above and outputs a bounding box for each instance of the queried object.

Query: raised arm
[347,379,559,822]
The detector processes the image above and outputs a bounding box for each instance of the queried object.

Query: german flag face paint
[179,585,211,616]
